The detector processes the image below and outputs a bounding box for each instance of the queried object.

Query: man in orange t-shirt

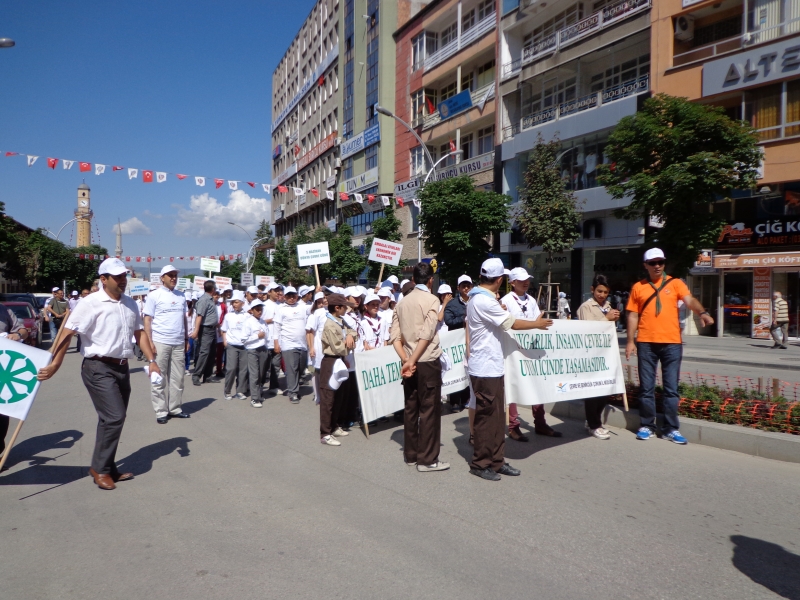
[625,248,714,444]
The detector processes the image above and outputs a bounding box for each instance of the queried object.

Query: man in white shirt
[37,258,160,491]
[501,267,562,441]
[273,285,308,404]
[220,290,250,400]
[467,259,552,481]
[143,265,190,424]
[263,283,282,393]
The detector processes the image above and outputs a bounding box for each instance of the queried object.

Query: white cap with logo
[457,274,473,285]
[508,267,532,282]
[160,264,179,276]
[643,248,666,262]
[98,258,128,276]
[480,258,509,278]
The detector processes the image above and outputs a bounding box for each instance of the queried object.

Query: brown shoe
[111,471,134,482]
[88,467,116,490]
[508,427,529,442]
[468,434,474,446]
[534,425,563,438]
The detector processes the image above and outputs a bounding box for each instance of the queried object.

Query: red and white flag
[381,196,390,206]
[47,158,58,169]
[228,180,238,190]
[339,192,348,201]
[326,190,334,200]
[189,256,195,261]
[5,152,18,156]
[262,184,271,194]
[143,170,154,183]
[293,187,304,196]
[112,166,124,171]
[27,155,38,167]
[63,160,74,170]
[412,199,420,208]
[277,185,288,193]
[128,168,138,180]
[176,174,187,180]
[79,162,91,172]
[169,257,175,262]
[310,188,319,197]
[354,193,363,204]
[136,257,142,263]
[215,179,224,189]
[228,255,234,260]
[397,197,405,208]
[247,182,255,188]
[449,140,456,153]
[156,172,167,183]
[95,164,106,175]
[367,194,375,204]
[195,176,205,186]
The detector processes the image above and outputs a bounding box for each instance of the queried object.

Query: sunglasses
[646,260,666,267]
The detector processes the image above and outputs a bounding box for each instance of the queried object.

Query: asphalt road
[2,347,800,600]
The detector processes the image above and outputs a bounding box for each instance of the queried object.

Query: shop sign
[337,167,379,195]
[340,124,381,160]
[437,90,473,121]
[272,144,282,160]
[702,37,800,96]
[752,268,772,339]
[714,251,800,268]
[297,131,338,170]
[394,178,420,202]
[272,162,297,187]
[428,151,494,182]
[689,249,718,275]
[717,216,800,248]
[326,174,337,188]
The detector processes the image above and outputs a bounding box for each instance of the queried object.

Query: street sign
[297,242,331,266]
[200,257,221,273]
[214,276,233,290]
[176,277,191,291]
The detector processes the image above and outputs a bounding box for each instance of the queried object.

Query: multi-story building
[271,0,340,238]
[392,0,499,263]
[497,0,652,306]
[652,0,800,338]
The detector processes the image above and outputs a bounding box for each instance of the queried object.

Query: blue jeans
[185,338,194,371]
[48,319,57,341]
[637,342,682,434]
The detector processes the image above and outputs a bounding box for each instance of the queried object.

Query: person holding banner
[626,248,714,444]
[467,259,552,481]
[576,274,620,440]
[37,258,161,491]
[273,286,308,404]
[0,302,29,461]
[390,262,450,473]
[501,267,562,442]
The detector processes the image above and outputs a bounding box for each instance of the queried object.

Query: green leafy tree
[418,176,511,283]
[69,244,110,290]
[516,134,581,291]
[598,93,761,275]
[219,257,246,282]
[364,203,407,282]
[328,223,365,285]
[270,237,292,283]
[249,218,275,277]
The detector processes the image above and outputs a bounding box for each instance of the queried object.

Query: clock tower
[75,181,93,247]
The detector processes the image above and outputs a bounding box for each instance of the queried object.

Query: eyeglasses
[646,260,666,267]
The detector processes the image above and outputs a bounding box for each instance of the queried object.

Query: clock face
[80,200,88,207]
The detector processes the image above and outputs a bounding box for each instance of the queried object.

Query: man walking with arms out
[144,265,190,424]
[626,248,714,444]
[390,262,449,472]
[37,258,160,490]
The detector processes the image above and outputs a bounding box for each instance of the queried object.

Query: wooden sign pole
[377,263,385,288]
[314,264,321,288]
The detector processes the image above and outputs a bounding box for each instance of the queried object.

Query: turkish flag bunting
[142,170,153,183]
[5,152,18,156]
[228,255,234,260]
[136,257,141,262]
[47,158,58,169]
[79,254,85,259]
[247,182,255,188]
[215,179,224,189]
[310,189,319,197]
[397,197,405,207]
[112,166,124,171]
[147,256,152,262]
[218,255,224,260]
[381,196,390,206]
[339,192,348,201]
[326,190,334,200]
[367,194,375,203]
[294,145,300,155]
[125,256,131,261]
[189,256,194,261]
[170,257,174,262]
[228,180,238,190]
[79,162,91,172]
[277,185,288,193]
[176,174,188,180]
[262,184,271,193]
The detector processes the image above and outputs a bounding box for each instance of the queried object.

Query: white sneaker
[224,394,233,400]
[332,427,349,437]
[417,461,450,472]
[590,427,611,440]
[250,399,263,408]
[321,435,341,446]
[235,393,247,400]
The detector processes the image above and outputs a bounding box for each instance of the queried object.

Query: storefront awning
[714,251,800,268]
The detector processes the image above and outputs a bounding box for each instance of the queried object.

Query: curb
[544,400,800,464]
[617,351,800,372]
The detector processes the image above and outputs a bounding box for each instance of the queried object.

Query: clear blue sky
[0,0,315,266]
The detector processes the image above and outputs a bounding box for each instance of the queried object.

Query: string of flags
[74,254,244,262]
[6,149,421,207]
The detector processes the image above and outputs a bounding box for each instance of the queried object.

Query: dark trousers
[193,326,217,383]
[340,371,360,426]
[268,349,281,389]
[319,356,347,437]
[470,375,506,472]
[282,348,307,396]
[449,387,470,408]
[402,360,442,466]
[638,342,682,433]
[584,397,608,430]
[215,342,225,376]
[81,359,131,475]
[224,345,249,395]
[0,414,9,454]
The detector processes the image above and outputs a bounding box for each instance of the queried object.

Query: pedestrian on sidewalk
[242,299,269,408]
[143,265,190,424]
[390,262,450,473]
[625,248,714,445]
[771,291,790,349]
[191,280,219,386]
[273,286,308,404]
[221,290,249,400]
[46,288,68,342]
[467,259,552,481]
[576,274,620,440]
[501,267,562,441]
[37,258,161,491]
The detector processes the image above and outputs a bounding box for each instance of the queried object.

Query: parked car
[32,292,52,313]
[0,293,41,316]
[3,301,43,347]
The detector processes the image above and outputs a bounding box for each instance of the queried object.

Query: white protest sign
[502,320,625,405]
[296,242,330,266]
[368,238,403,266]
[214,275,233,290]
[176,277,191,291]
[200,257,221,273]
[128,279,150,296]
[0,336,53,421]
[194,276,208,292]
[255,275,275,287]
[240,273,254,287]
[149,273,162,289]
[354,329,468,423]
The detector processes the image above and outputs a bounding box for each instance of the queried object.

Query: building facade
[497,0,652,308]
[271,0,340,238]
[653,0,800,338]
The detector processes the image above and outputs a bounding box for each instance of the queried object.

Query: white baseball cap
[344,286,358,298]
[247,285,259,294]
[298,285,312,297]
[267,282,282,291]
[98,258,128,276]
[248,299,264,309]
[508,267,532,282]
[364,293,380,305]
[160,264,179,276]
[387,275,399,285]
[437,284,452,295]
[314,291,325,301]
[231,290,246,302]
[71,290,79,296]
[284,286,297,295]
[457,275,473,285]
[355,286,367,297]
[400,279,410,288]
[377,287,393,298]
[480,258,507,278]
[643,248,666,262]
[328,358,350,390]
[51,287,61,293]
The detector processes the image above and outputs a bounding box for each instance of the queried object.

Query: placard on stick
[200,257,221,273]
[368,238,403,266]
[296,242,331,267]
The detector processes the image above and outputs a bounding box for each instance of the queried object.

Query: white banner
[200,257,221,273]
[193,276,208,293]
[354,329,467,424]
[176,277,191,291]
[502,320,624,405]
[240,273,254,287]
[214,275,233,290]
[255,275,275,287]
[368,237,403,266]
[0,337,53,421]
[297,242,330,267]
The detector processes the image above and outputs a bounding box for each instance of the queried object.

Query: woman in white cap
[357,292,386,351]
[436,284,453,334]
[305,292,328,404]
[220,290,250,400]
[242,299,269,408]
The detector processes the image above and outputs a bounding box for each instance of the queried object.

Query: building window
[365,144,378,170]
[440,23,457,47]
[590,53,650,92]
[410,203,420,233]
[412,88,437,125]
[477,0,493,21]
[477,60,495,88]
[365,0,380,128]
[439,143,457,166]
[460,133,474,160]
[410,146,427,177]
[343,157,353,180]
[461,71,475,92]
[462,8,476,32]
[523,4,583,47]
[440,81,458,101]
[692,15,743,48]
[346,209,385,236]
[478,125,494,155]
[411,33,425,70]
[343,0,355,140]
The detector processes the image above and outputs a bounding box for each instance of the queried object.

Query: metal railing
[421,81,496,130]
[424,12,496,72]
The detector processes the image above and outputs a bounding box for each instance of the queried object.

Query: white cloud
[143,209,163,219]
[173,190,271,238]
[112,217,152,235]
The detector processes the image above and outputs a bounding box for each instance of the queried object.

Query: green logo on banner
[0,350,38,404]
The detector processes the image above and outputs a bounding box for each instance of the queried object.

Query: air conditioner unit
[674,15,695,42]
[335,158,342,168]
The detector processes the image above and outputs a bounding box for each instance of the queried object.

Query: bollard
[772,378,780,399]
[758,376,764,395]
[626,364,633,384]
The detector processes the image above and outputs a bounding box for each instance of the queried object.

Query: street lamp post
[227,221,253,242]
[245,237,272,272]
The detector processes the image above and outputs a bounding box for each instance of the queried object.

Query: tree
[219,257,246,282]
[328,223,365,285]
[364,203,407,282]
[418,176,511,283]
[249,218,275,276]
[70,244,110,290]
[598,93,761,275]
[516,134,581,294]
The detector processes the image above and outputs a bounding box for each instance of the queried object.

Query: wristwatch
[149,359,157,363]
[700,311,710,316]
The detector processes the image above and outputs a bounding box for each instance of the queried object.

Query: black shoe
[290,395,300,404]
[192,379,201,386]
[469,467,501,481]
[498,463,520,477]
[156,417,169,424]
[781,345,788,350]
[170,412,190,419]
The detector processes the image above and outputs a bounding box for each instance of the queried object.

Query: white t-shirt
[221,310,249,346]
[274,302,308,351]
[262,299,277,342]
[306,308,327,369]
[241,314,268,350]
[500,292,541,322]
[143,287,187,346]
[466,289,515,378]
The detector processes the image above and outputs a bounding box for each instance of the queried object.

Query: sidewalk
[617,333,800,371]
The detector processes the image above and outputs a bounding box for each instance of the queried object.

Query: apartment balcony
[421,82,496,131]
[502,74,648,141]
[501,0,650,79]
[424,12,496,72]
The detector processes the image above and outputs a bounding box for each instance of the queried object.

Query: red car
[3,301,43,347]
